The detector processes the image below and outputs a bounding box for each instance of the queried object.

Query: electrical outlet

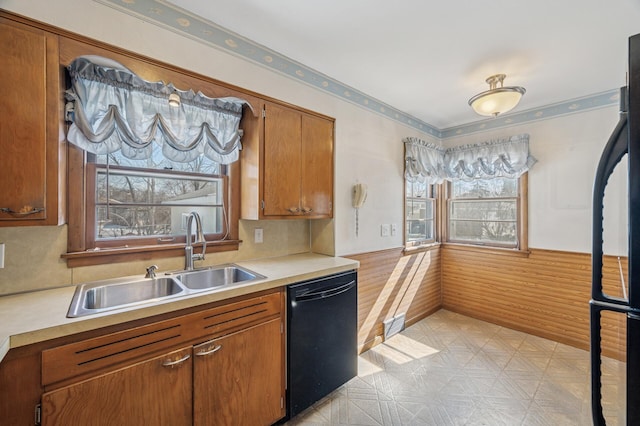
[390,223,398,236]
[0,243,4,268]
[381,224,390,237]
[254,228,264,244]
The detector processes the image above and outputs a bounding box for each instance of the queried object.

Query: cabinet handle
[195,344,222,357]
[0,207,44,216]
[162,353,191,367]
[302,207,313,213]
[287,207,300,213]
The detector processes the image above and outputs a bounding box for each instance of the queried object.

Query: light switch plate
[254,228,264,244]
[390,223,398,236]
[381,224,390,237]
[0,243,4,268]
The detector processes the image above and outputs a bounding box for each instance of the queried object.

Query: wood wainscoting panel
[441,246,627,360]
[346,247,441,353]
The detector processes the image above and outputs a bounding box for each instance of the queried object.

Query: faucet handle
[145,264,158,278]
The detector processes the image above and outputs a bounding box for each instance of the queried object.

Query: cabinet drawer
[187,291,282,340]
[42,316,186,387]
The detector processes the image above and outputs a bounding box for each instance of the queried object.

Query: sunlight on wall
[358,256,410,345]
[388,251,431,316]
[357,251,435,348]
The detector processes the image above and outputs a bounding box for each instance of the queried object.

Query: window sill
[62,240,241,268]
[441,242,530,258]
[403,242,441,255]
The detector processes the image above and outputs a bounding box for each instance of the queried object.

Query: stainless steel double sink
[67,265,265,318]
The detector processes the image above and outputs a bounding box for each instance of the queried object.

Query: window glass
[90,145,227,244]
[448,177,519,247]
[405,180,436,246]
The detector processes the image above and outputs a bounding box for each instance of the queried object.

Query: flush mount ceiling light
[168,92,181,107]
[468,74,526,117]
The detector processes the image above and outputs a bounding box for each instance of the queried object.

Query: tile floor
[285,310,626,426]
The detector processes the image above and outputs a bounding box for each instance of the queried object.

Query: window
[405,179,437,247]
[65,142,240,266]
[89,146,229,247]
[62,55,249,266]
[446,175,527,249]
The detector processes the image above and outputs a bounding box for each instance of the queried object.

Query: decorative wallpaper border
[97,0,619,139]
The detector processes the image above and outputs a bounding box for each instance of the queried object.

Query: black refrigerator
[591,33,640,425]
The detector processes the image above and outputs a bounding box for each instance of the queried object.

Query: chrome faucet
[145,264,158,278]
[185,212,206,270]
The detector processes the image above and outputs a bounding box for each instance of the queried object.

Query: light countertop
[0,253,358,363]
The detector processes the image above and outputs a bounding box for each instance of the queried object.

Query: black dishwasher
[286,270,358,419]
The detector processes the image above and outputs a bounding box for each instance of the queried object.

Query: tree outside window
[89,142,227,246]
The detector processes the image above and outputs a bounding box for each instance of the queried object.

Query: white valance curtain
[404,138,446,184]
[65,56,249,165]
[404,134,536,184]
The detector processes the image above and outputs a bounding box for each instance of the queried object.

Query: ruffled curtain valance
[65,55,250,165]
[404,134,536,184]
[404,137,446,184]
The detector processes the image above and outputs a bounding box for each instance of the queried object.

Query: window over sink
[63,55,248,266]
[90,149,227,244]
[65,142,241,267]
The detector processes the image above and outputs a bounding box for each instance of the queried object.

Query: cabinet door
[301,114,334,217]
[0,19,63,225]
[263,103,302,216]
[41,347,193,426]
[193,318,284,426]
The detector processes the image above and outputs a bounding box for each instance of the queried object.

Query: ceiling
[166,0,640,130]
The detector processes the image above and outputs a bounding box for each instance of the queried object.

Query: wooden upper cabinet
[263,103,303,216]
[0,17,65,226]
[242,101,334,219]
[301,113,334,217]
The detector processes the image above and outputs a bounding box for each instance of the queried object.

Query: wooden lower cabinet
[41,347,193,426]
[194,319,284,426]
[36,291,285,426]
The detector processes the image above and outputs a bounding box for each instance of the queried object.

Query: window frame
[444,173,528,251]
[64,143,241,267]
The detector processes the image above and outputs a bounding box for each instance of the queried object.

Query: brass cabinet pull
[301,207,313,213]
[195,344,222,357]
[287,207,300,213]
[161,353,191,367]
[0,207,44,216]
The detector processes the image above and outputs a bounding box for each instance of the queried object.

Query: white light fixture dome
[468,74,526,117]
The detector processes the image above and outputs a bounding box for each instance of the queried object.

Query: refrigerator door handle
[592,100,628,305]
[590,86,629,426]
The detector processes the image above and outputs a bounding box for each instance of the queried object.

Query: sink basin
[68,277,186,317]
[67,264,266,318]
[175,265,265,291]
